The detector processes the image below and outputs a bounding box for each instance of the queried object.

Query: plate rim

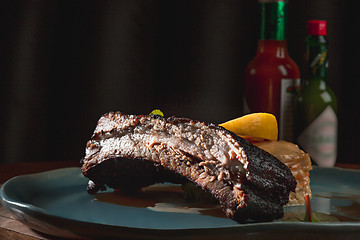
[2,167,360,238]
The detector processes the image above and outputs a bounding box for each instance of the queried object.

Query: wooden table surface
[0,161,359,240]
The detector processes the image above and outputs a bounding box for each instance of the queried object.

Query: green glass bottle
[295,20,337,167]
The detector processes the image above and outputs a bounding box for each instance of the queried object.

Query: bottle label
[305,39,328,79]
[297,105,337,167]
[280,78,301,141]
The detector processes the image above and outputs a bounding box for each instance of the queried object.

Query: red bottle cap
[307,20,327,36]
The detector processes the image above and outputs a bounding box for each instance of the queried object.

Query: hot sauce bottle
[295,20,337,167]
[244,0,300,141]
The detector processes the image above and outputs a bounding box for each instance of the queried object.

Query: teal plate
[1,167,360,239]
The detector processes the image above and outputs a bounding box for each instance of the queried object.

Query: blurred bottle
[295,20,337,167]
[244,0,300,141]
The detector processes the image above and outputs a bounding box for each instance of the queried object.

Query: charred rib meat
[81,112,296,223]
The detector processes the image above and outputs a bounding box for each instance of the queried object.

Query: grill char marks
[81,112,296,223]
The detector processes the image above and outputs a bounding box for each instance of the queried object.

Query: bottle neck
[259,1,287,40]
[257,40,289,58]
[304,35,328,81]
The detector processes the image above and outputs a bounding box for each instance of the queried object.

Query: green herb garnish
[304,194,319,222]
[150,109,164,117]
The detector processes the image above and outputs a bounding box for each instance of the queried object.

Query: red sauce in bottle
[244,1,300,141]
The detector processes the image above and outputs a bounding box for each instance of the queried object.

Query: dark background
[1,0,359,164]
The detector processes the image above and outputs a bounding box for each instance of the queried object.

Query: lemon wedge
[219,113,278,141]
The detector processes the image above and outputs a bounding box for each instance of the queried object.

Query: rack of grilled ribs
[81,112,296,223]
